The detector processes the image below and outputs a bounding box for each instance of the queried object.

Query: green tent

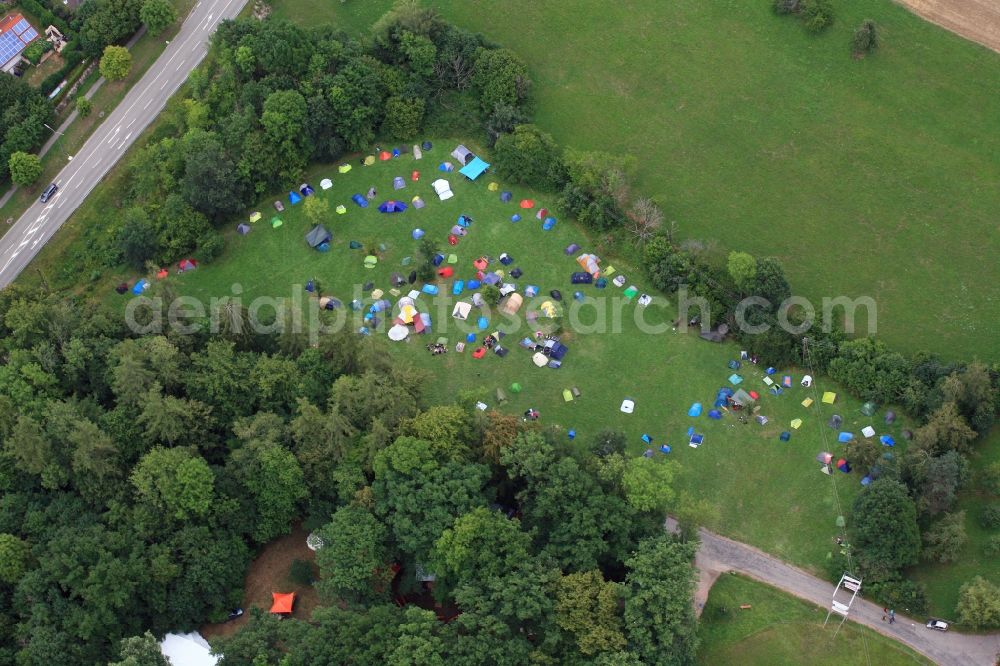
[860,402,877,416]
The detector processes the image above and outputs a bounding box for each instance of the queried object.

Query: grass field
[697,574,931,665]
[266,0,1000,361]
[147,143,916,580]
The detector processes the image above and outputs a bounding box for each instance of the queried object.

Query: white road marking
[144,98,153,109]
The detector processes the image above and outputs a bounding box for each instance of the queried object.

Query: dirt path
[667,518,1000,666]
[896,0,1000,54]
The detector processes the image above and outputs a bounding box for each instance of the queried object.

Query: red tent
[379,151,391,161]
[749,390,760,400]
[519,199,534,209]
[411,170,420,181]
[473,257,488,271]
[447,234,458,246]
[156,268,169,279]
[536,208,548,219]
[438,266,454,278]
[270,592,295,614]
[178,258,197,271]
[472,347,487,359]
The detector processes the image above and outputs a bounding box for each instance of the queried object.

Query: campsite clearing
[156,141,928,601]
[269,0,1000,361]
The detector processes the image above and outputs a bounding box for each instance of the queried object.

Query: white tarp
[161,632,218,666]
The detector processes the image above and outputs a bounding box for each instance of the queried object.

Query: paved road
[667,519,1000,666]
[0,0,248,287]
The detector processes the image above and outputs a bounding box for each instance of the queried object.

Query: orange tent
[270,592,295,614]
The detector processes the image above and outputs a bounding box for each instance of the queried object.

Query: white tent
[412,145,422,160]
[161,632,218,666]
[320,178,333,190]
[452,301,471,320]
[532,352,548,367]
[388,324,409,341]
[431,179,453,201]
[500,293,523,315]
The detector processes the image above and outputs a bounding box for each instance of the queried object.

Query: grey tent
[393,176,405,190]
[860,402,877,416]
[732,389,755,407]
[699,323,729,343]
[828,414,843,429]
[305,225,332,248]
[451,144,473,165]
[390,272,406,287]
[412,196,426,209]
[236,223,251,235]
[500,191,512,202]
[884,410,896,424]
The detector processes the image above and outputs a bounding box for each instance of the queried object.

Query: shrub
[986,535,1000,557]
[866,579,928,616]
[482,284,501,306]
[980,503,1000,529]
[8,152,43,186]
[772,0,800,15]
[800,0,834,32]
[100,46,132,81]
[288,559,315,586]
[957,576,1000,629]
[76,96,93,118]
[493,124,565,191]
[982,461,1000,496]
[193,231,224,264]
[22,40,51,65]
[852,20,880,56]
[922,512,967,564]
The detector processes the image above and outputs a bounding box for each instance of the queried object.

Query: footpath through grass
[697,574,931,665]
[269,0,1000,361]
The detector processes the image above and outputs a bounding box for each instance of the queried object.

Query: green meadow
[269,0,1000,361]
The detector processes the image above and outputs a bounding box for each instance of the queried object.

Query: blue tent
[688,402,703,417]
[511,214,521,222]
[412,228,425,239]
[542,217,556,231]
[477,316,488,330]
[289,191,302,205]
[352,193,368,208]
[660,445,672,454]
[459,157,490,180]
[421,284,439,295]
[880,435,896,447]
[378,200,408,213]
[838,432,854,443]
[438,162,454,172]
[500,191,512,202]
[132,279,148,295]
[641,434,652,444]
[780,431,791,442]
[452,280,464,295]
[708,409,722,419]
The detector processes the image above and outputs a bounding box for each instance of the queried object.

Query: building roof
[0,14,39,69]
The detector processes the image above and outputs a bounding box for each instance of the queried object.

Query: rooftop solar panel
[13,18,30,35]
[20,28,38,43]
[0,31,26,65]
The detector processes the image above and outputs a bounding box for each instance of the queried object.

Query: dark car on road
[39,183,58,203]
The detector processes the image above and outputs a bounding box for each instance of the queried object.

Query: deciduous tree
[100,45,133,80]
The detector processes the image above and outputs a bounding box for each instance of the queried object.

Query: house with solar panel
[0,14,40,74]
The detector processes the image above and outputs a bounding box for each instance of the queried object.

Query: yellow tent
[501,293,523,315]
[336,205,347,214]
[822,391,837,404]
[399,303,417,324]
[540,301,557,318]
[363,155,376,166]
[790,418,803,430]
[487,182,499,191]
[563,389,574,402]
[249,211,262,223]
[801,398,814,408]
[339,163,354,173]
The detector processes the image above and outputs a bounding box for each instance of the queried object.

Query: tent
[299,183,315,196]
[791,418,803,429]
[364,255,378,269]
[838,432,854,443]
[565,243,581,255]
[500,293,523,315]
[271,217,283,228]
[132,279,149,295]
[451,144,473,164]
[708,409,722,419]
[274,200,284,212]
[352,193,368,208]
[236,223,251,235]
[571,272,593,284]
[289,191,302,205]
[391,272,407,287]
[880,435,896,447]
[542,218,557,230]
[179,258,197,271]
[860,402,877,416]
[459,157,490,180]
[732,389,755,406]
[378,200,408,213]
[438,162,455,172]
[500,191,513,202]
[452,301,471,320]
[320,178,333,190]
[539,301,557,318]
[621,399,635,414]
[249,211,262,223]
[336,205,347,214]
[379,151,391,161]
[413,144,422,159]
[388,324,409,341]
[532,352,548,367]
[822,391,837,404]
[305,225,332,249]
[688,403,703,417]
[412,196,426,209]
[861,426,876,438]
[520,199,534,208]
[432,179,454,201]
[160,633,218,666]
[270,592,296,615]
[392,176,406,190]
[340,162,355,172]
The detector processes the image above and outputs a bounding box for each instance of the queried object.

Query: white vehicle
[926,619,949,632]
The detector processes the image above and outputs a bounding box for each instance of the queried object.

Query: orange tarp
[270,592,295,614]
